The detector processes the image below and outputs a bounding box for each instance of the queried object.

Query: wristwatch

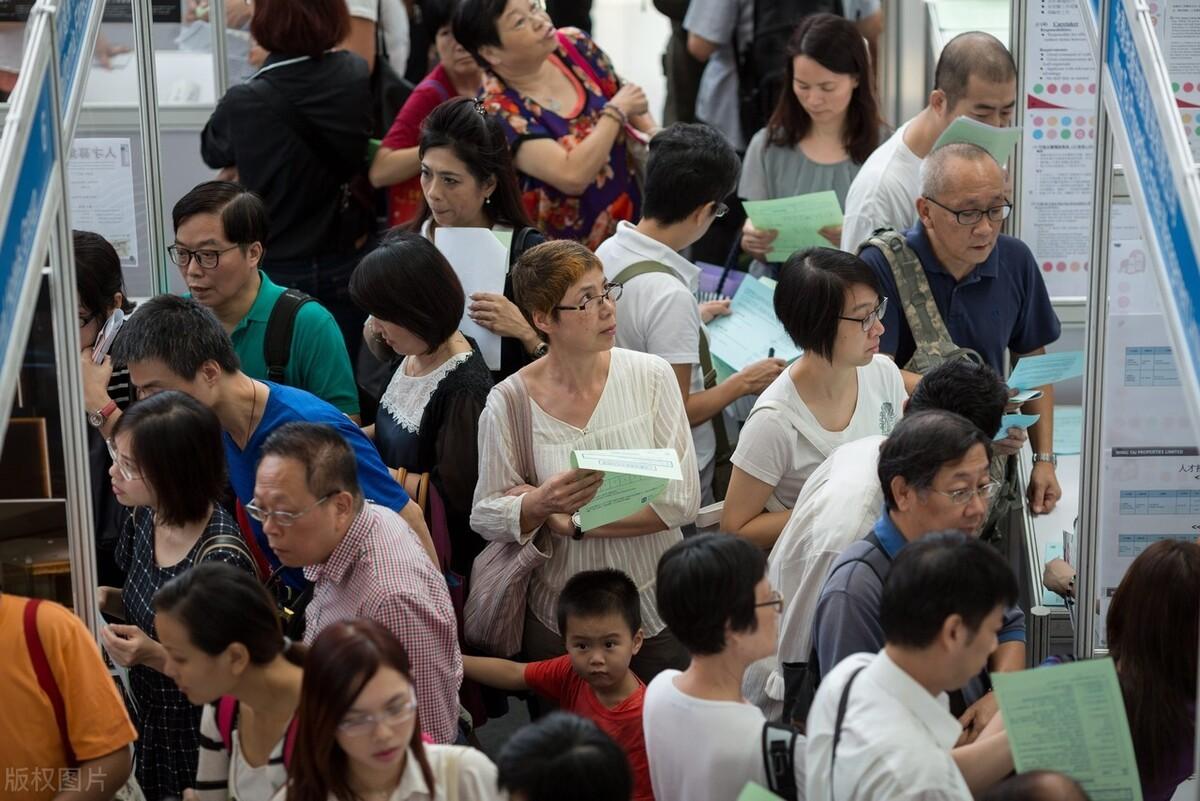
[570,512,585,540]
[1032,452,1058,468]
[87,399,118,429]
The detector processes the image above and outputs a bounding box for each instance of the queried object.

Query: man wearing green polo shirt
[170,181,360,419]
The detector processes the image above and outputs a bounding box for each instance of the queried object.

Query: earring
[485,195,493,206]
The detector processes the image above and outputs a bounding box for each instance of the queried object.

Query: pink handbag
[463,376,553,657]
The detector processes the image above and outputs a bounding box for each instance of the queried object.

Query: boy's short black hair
[908,359,1008,440]
[555,569,641,636]
[655,533,766,655]
[880,531,1017,648]
[496,712,632,801]
[641,123,741,225]
[774,248,883,360]
[112,294,240,379]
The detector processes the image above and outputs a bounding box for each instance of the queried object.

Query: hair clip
[472,98,487,117]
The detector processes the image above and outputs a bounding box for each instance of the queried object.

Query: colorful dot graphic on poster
[1030,115,1096,141]
[1033,83,1098,96]
[1042,261,1089,274]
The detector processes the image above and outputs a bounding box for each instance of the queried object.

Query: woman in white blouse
[721,247,908,549]
[471,240,700,681]
[276,619,501,801]
[155,563,304,801]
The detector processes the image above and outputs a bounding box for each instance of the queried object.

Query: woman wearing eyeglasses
[452,0,657,250]
[96,391,258,801]
[721,247,908,549]
[472,240,700,681]
[277,618,502,801]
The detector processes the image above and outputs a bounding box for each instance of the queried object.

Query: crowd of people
[1,0,1197,800]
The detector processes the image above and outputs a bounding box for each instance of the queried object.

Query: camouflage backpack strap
[858,229,983,374]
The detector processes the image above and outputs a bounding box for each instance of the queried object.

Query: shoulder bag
[462,375,553,657]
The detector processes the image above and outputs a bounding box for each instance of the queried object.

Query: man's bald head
[935,32,1017,109]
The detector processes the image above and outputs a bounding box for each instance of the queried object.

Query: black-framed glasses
[554,282,623,312]
[931,481,1002,506]
[105,439,142,481]
[167,243,240,270]
[713,201,729,219]
[755,590,784,614]
[923,196,1013,226]
[838,296,888,332]
[245,492,336,527]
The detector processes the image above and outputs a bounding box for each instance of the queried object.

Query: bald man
[857,143,1062,515]
[841,31,1017,250]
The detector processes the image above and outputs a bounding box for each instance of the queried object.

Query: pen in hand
[768,347,775,358]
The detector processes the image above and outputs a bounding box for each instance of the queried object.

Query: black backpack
[264,288,315,385]
[736,0,846,139]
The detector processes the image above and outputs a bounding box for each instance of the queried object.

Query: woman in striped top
[471,240,700,683]
[154,562,305,801]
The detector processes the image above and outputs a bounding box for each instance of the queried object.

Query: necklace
[246,379,258,446]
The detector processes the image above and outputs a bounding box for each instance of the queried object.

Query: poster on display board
[1019,0,1099,298]
[1146,1,1200,162]
[0,1,179,22]
[1096,301,1200,647]
[68,138,139,269]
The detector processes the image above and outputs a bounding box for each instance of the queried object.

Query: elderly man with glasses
[856,142,1062,517]
[807,409,1026,745]
[251,421,463,744]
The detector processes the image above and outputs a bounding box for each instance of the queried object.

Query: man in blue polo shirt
[857,142,1062,515]
[811,409,1026,744]
[171,181,360,419]
[108,295,433,597]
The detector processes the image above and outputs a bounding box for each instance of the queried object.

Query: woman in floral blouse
[453,0,657,249]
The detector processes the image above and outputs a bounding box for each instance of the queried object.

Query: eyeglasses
[167,244,241,270]
[931,481,1002,505]
[244,492,336,527]
[838,296,888,332]
[337,695,418,736]
[923,196,1013,226]
[712,202,729,219]
[554,282,623,313]
[105,439,142,481]
[507,0,549,31]
[754,590,784,614]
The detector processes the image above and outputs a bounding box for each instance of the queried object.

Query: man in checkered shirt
[251,421,463,743]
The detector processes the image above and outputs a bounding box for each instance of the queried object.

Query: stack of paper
[743,191,843,260]
[570,449,683,530]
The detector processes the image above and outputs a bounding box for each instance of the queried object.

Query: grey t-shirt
[738,126,862,207]
[683,0,754,149]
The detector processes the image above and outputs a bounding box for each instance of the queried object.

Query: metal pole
[210,0,230,98]
[1075,35,1114,660]
[131,0,168,295]
[40,2,99,635]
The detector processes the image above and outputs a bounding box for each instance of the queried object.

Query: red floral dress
[479,28,641,250]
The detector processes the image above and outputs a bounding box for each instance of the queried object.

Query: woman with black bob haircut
[395,96,546,384]
[740,14,883,270]
[96,391,258,800]
[351,230,493,579]
[721,247,908,549]
[496,712,633,801]
[154,562,306,800]
[74,230,138,587]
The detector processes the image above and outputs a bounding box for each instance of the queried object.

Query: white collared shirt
[279,745,503,801]
[742,435,885,718]
[597,221,716,471]
[805,651,972,801]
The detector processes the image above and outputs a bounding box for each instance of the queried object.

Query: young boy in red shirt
[464,569,655,801]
